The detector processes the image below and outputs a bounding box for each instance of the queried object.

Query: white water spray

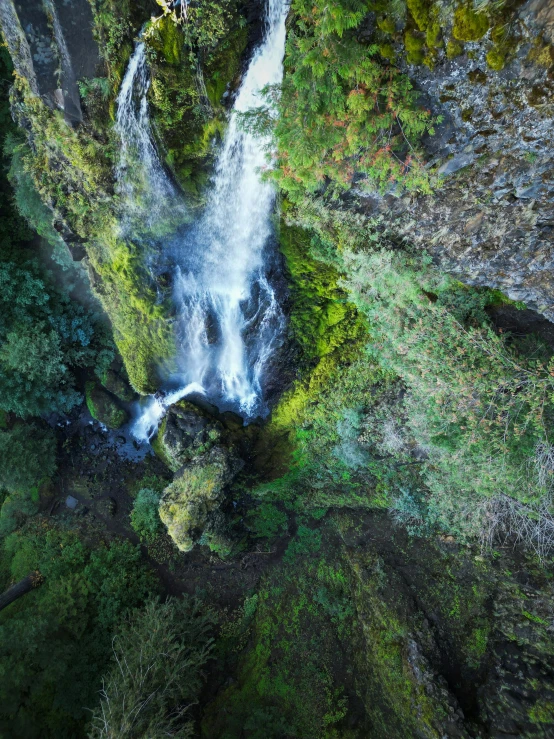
[121,0,288,441]
[115,40,181,228]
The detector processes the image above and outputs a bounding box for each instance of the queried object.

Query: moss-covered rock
[407,0,431,32]
[446,39,464,58]
[452,4,489,42]
[85,380,129,429]
[152,400,222,472]
[486,45,507,71]
[159,445,242,552]
[101,368,136,402]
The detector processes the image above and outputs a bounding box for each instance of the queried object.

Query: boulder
[152,401,222,471]
[101,369,136,403]
[85,381,129,429]
[159,445,242,552]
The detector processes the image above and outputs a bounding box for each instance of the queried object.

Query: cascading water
[121,0,289,441]
[115,39,182,230]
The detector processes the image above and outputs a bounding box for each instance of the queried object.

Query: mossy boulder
[152,400,222,471]
[159,445,243,552]
[85,380,129,429]
[101,368,136,402]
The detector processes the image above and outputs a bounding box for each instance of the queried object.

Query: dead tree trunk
[0,571,44,613]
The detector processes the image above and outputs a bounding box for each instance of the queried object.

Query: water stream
[118,0,288,441]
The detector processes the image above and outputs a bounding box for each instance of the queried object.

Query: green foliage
[246,502,288,539]
[251,0,436,198]
[284,525,322,561]
[88,597,214,739]
[0,56,115,415]
[8,79,175,393]
[344,247,554,541]
[144,2,248,196]
[202,549,353,738]
[0,424,56,495]
[130,487,163,543]
[0,525,155,737]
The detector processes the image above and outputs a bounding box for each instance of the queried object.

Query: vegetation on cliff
[1,0,554,737]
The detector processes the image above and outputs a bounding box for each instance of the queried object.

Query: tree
[88,598,214,738]
[0,424,57,493]
[0,529,155,738]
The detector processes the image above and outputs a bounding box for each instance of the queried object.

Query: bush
[130,487,162,543]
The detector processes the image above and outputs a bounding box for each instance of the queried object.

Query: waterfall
[115,40,182,230]
[124,0,288,441]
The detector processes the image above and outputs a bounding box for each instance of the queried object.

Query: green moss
[377,16,396,34]
[204,25,248,106]
[529,699,554,724]
[246,502,288,539]
[446,39,464,58]
[426,22,442,49]
[452,4,489,42]
[406,49,425,65]
[144,15,248,199]
[423,53,436,69]
[101,368,136,402]
[406,0,431,31]
[404,31,425,64]
[486,45,507,71]
[85,380,128,429]
[159,446,237,552]
[151,416,175,470]
[146,15,183,65]
[404,30,425,52]
[379,43,396,60]
[10,80,176,394]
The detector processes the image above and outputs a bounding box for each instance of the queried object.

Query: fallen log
[0,571,44,613]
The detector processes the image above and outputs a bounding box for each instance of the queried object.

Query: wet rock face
[0,0,100,124]
[159,444,243,552]
[361,0,554,319]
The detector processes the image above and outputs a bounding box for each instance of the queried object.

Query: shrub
[130,487,162,543]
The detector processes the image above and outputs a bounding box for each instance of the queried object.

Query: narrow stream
[116,0,289,441]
